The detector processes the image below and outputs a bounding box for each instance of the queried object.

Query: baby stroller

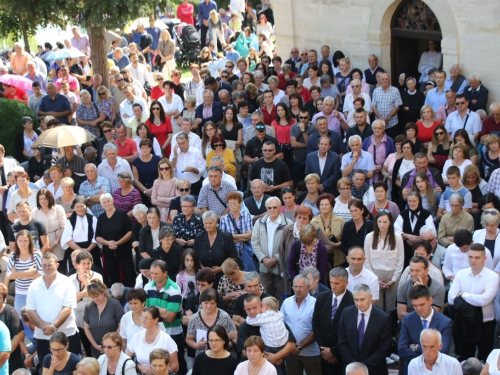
[174,23,201,69]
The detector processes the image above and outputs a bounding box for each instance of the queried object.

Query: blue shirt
[341,150,376,175]
[198,0,218,23]
[225,51,241,63]
[0,320,11,375]
[108,52,130,70]
[38,93,71,124]
[444,77,467,95]
[78,176,112,217]
[146,27,161,50]
[24,72,47,94]
[280,294,319,356]
[424,87,447,112]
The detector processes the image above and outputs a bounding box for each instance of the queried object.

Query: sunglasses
[102,345,118,350]
[178,188,190,192]
[157,78,164,81]
[152,107,161,110]
[225,65,233,68]
[103,129,113,134]
[221,75,228,78]
[267,206,279,210]
[299,116,309,119]
[60,69,67,71]
[377,209,391,214]
[351,85,360,88]
[214,143,224,147]
[281,187,293,193]
[159,166,170,171]
[117,173,129,179]
[435,131,445,136]
[455,101,466,105]
[99,92,106,96]
[484,210,499,216]
[115,79,124,82]
[87,283,100,291]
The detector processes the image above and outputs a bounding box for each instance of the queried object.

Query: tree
[0,0,169,87]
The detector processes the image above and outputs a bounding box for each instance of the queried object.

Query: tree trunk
[85,21,109,89]
[22,25,30,53]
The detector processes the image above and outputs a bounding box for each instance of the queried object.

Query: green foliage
[0,99,39,157]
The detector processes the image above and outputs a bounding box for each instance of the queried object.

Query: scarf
[351,182,370,200]
[293,222,300,239]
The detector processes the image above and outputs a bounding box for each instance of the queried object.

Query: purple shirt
[202,102,213,118]
[404,168,438,189]
[311,110,346,132]
[71,35,91,56]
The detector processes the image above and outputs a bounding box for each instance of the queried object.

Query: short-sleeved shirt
[233,292,270,319]
[445,109,482,145]
[290,123,316,163]
[0,321,11,375]
[249,158,292,197]
[187,309,236,356]
[38,94,72,123]
[128,330,177,367]
[397,277,445,312]
[145,278,183,335]
[340,150,376,177]
[372,86,403,128]
[55,76,80,91]
[42,352,81,374]
[8,219,47,251]
[5,87,27,100]
[197,181,238,217]
[116,137,138,159]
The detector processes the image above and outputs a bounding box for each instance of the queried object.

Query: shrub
[0,98,39,157]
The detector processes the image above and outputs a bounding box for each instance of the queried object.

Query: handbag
[121,358,141,375]
[227,213,258,272]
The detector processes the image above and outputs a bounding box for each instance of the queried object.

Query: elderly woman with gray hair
[150,224,184,281]
[473,208,500,267]
[173,195,204,247]
[194,211,238,288]
[76,89,106,137]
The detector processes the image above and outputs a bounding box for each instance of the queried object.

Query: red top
[116,137,138,159]
[278,72,297,91]
[5,87,27,101]
[151,86,165,101]
[177,3,195,25]
[482,116,500,137]
[416,120,440,143]
[299,87,312,103]
[272,119,296,144]
[146,118,173,157]
[261,105,276,126]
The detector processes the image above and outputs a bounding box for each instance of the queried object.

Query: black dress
[399,90,425,126]
[191,352,239,375]
[95,209,135,286]
[340,219,374,255]
[150,243,184,281]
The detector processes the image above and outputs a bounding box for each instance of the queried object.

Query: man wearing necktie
[338,283,392,375]
[312,267,354,375]
[398,285,452,375]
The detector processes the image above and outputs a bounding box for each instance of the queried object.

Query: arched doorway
[391,0,442,86]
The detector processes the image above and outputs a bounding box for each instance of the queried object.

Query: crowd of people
[1,1,500,375]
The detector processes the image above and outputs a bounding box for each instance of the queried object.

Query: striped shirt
[7,250,42,295]
[145,278,183,336]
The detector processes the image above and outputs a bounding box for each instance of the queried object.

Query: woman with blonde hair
[416,104,440,145]
[98,332,136,375]
[481,134,500,179]
[442,143,472,184]
[335,57,351,105]
[296,173,322,214]
[208,9,226,54]
[77,357,100,375]
[96,85,115,123]
[157,29,176,76]
[151,158,178,222]
[84,279,124,358]
[199,47,213,68]
[411,171,441,218]
[55,176,78,216]
[462,165,488,214]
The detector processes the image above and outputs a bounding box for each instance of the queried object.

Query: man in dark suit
[204,76,233,102]
[398,285,453,375]
[312,267,354,375]
[244,179,271,224]
[464,73,488,112]
[194,89,223,134]
[338,283,392,375]
[305,136,341,196]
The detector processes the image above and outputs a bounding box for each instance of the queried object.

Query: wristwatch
[296,344,302,350]
[51,324,58,332]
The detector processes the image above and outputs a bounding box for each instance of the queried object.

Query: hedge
[0,98,39,158]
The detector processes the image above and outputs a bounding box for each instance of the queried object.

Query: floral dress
[172,213,204,242]
[298,239,319,273]
[76,103,102,137]
[98,97,114,121]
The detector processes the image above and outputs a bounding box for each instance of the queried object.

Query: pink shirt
[346,82,370,96]
[436,103,456,122]
[55,76,79,92]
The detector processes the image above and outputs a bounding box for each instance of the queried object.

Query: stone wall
[274,0,500,106]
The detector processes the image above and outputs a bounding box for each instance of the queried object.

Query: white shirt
[442,244,494,278]
[448,266,499,321]
[134,136,162,156]
[97,156,133,192]
[128,330,177,367]
[119,311,165,350]
[159,94,184,121]
[61,214,98,250]
[421,307,435,327]
[344,92,372,115]
[272,90,286,105]
[169,146,205,183]
[445,109,482,144]
[126,63,151,86]
[171,131,202,151]
[266,217,280,258]
[394,213,436,234]
[47,182,63,200]
[318,152,327,175]
[119,97,149,123]
[408,352,462,375]
[364,232,405,282]
[332,290,347,310]
[26,273,78,339]
[357,303,372,332]
[203,172,237,189]
[346,266,380,301]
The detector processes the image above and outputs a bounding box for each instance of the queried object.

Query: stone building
[275,0,500,103]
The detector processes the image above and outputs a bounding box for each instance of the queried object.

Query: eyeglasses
[99,92,106,96]
[299,116,309,119]
[50,347,66,353]
[139,316,154,321]
[221,75,228,78]
[60,69,67,71]
[225,65,232,68]
[159,166,170,171]
[157,78,164,81]
[117,173,128,179]
[214,143,223,147]
[102,345,119,350]
[455,101,466,105]
[435,131,445,136]
[262,149,274,152]
[178,188,190,192]
[152,107,161,110]
[351,85,360,88]
[484,210,499,215]
[208,339,223,344]
[115,79,124,82]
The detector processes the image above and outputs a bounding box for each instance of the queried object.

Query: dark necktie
[358,313,365,350]
[331,297,338,321]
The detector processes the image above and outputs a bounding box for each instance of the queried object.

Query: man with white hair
[407,329,461,374]
[24,61,47,95]
[202,156,237,188]
[444,64,467,94]
[371,72,403,139]
[346,362,369,375]
[481,102,500,141]
[70,26,91,56]
[10,42,31,75]
[97,143,133,192]
[79,164,112,217]
[311,96,348,133]
[464,72,489,111]
[341,135,375,179]
[110,48,130,70]
[252,196,293,298]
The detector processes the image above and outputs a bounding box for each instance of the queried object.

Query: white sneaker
[386,357,395,365]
